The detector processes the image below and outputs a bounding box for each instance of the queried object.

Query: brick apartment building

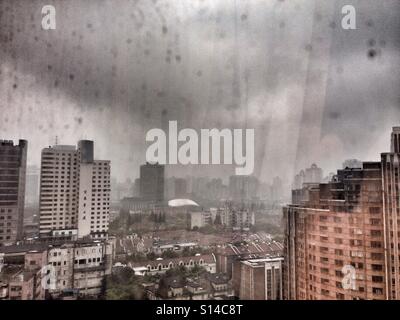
[283,127,400,300]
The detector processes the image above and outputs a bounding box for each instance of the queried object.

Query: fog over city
[1,0,399,184]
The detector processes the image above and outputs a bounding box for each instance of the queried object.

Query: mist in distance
[0,0,399,186]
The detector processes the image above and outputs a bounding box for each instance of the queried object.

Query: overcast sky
[0,0,399,185]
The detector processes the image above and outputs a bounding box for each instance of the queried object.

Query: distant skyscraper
[164,177,175,200]
[25,165,40,206]
[39,140,110,239]
[133,178,141,197]
[229,175,259,201]
[192,177,210,199]
[293,164,323,190]
[206,178,226,201]
[0,139,27,246]
[293,170,305,190]
[174,178,187,198]
[139,162,164,202]
[271,176,283,202]
[305,163,323,184]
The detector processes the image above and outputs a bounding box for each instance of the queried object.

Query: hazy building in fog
[140,162,164,202]
[111,178,133,202]
[164,177,175,200]
[133,178,141,197]
[271,176,283,202]
[174,178,187,198]
[229,176,259,202]
[293,170,305,190]
[164,176,187,200]
[293,164,323,190]
[25,165,40,206]
[120,196,156,213]
[39,140,110,240]
[206,178,228,201]
[0,139,27,246]
[192,177,210,199]
[322,172,336,183]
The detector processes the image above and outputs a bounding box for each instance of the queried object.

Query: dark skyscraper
[140,163,165,203]
[0,139,27,246]
[174,178,187,199]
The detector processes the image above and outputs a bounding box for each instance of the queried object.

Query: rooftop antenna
[55,135,58,146]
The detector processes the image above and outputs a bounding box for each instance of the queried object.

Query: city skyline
[1,0,399,304]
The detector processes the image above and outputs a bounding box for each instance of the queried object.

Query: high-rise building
[0,140,27,246]
[381,126,400,299]
[164,177,175,200]
[283,127,400,300]
[271,176,284,202]
[229,175,259,202]
[139,162,164,202]
[133,178,141,197]
[205,178,228,201]
[232,257,283,300]
[174,178,187,198]
[39,140,110,240]
[192,177,210,199]
[305,163,323,184]
[293,164,323,190]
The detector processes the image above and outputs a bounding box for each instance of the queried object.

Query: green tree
[161,250,179,259]
[104,267,145,300]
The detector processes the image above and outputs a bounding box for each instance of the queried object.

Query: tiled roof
[217,240,283,256]
[131,254,215,268]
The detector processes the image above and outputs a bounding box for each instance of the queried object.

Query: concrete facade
[39,141,110,239]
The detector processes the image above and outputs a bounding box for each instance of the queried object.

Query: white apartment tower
[39,140,110,239]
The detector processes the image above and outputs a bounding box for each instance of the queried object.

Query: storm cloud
[0,0,399,187]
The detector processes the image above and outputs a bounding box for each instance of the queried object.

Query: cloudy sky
[0,0,399,185]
